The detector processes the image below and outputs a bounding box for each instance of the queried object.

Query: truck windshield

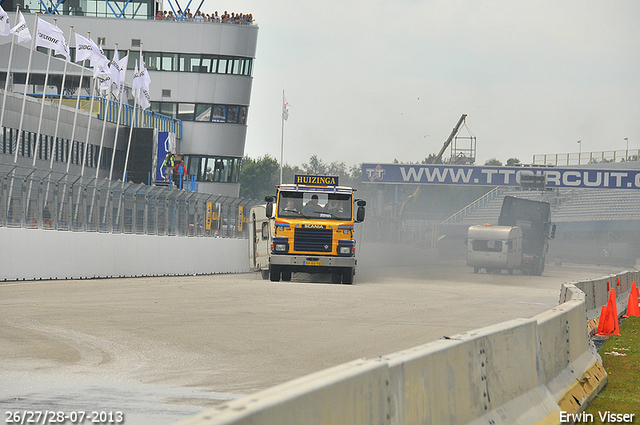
[278,191,352,220]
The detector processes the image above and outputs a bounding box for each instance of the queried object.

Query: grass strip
[577,316,640,424]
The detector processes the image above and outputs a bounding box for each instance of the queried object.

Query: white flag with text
[0,5,10,36]
[10,11,31,44]
[36,18,70,61]
[75,33,108,68]
[282,96,290,121]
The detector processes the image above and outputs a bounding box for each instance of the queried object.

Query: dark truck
[497,195,556,275]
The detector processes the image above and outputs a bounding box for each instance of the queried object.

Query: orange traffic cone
[624,281,640,317]
[596,289,620,336]
[595,305,609,336]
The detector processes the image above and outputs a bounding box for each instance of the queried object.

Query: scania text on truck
[248,175,366,284]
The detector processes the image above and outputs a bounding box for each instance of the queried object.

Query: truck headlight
[339,246,352,255]
[271,237,289,254]
[337,240,355,256]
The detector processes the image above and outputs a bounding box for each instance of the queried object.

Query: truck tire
[281,270,292,281]
[342,268,354,285]
[532,258,545,276]
[261,269,270,280]
[270,267,281,282]
[473,267,479,274]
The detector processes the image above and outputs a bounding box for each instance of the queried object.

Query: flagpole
[95,43,117,179]
[108,49,129,180]
[80,36,103,177]
[14,12,39,163]
[62,29,88,172]
[280,90,284,186]
[0,5,19,134]
[122,60,140,184]
[48,25,74,168]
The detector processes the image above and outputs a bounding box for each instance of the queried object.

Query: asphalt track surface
[0,260,626,424]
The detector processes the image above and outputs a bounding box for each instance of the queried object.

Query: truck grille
[294,228,333,252]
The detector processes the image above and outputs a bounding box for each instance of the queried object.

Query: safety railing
[441,186,502,225]
[533,149,640,166]
[0,163,259,238]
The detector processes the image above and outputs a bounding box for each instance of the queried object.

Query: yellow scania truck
[248,175,366,284]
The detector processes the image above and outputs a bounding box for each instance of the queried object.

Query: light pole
[577,140,581,164]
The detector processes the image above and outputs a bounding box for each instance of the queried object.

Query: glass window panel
[179,54,199,72]
[232,59,242,75]
[203,158,215,181]
[201,55,216,73]
[145,52,161,71]
[127,51,140,70]
[212,105,225,122]
[162,53,178,71]
[177,103,196,121]
[238,107,247,124]
[217,58,227,74]
[195,104,212,122]
[159,102,177,119]
[226,106,237,123]
[150,102,161,114]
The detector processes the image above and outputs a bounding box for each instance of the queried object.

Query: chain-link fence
[0,163,260,238]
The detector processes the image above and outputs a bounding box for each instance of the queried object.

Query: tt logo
[366,165,386,182]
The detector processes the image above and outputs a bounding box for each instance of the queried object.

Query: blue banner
[156,132,174,182]
[361,163,640,190]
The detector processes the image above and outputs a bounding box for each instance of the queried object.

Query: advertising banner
[362,163,640,190]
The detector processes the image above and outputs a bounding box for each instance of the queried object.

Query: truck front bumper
[270,254,357,273]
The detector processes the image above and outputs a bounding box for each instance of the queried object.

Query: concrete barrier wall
[0,227,250,281]
[176,270,638,425]
[563,271,639,320]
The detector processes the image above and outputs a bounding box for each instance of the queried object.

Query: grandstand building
[440,161,640,268]
[0,0,258,196]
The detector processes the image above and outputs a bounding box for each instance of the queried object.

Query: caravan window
[472,240,503,253]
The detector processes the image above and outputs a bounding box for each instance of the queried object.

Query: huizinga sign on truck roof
[294,174,339,186]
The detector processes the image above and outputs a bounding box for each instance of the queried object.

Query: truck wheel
[270,267,281,282]
[342,269,354,285]
[261,269,270,280]
[508,268,514,275]
[533,259,545,276]
[281,270,292,281]
[473,267,479,274]
[331,273,342,284]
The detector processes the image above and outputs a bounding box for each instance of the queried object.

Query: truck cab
[249,175,366,284]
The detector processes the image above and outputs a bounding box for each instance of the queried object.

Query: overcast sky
[202,0,640,168]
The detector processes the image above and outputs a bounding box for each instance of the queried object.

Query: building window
[151,102,248,124]
[185,156,241,183]
[195,105,212,122]
[177,103,196,121]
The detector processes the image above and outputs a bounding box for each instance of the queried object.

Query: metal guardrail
[533,149,640,166]
[441,186,502,224]
[0,164,259,238]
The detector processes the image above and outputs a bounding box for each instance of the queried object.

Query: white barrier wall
[0,228,250,281]
[177,271,638,425]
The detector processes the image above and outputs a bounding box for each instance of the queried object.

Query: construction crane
[398,114,468,219]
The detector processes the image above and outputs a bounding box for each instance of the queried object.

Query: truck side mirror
[355,206,365,223]
[550,223,556,240]
[265,196,275,218]
[355,199,366,223]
